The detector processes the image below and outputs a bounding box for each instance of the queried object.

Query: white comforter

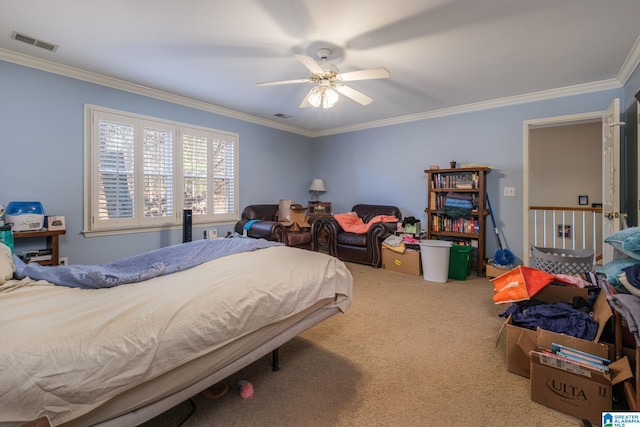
[0,245,352,426]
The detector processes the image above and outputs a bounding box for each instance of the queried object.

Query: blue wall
[1,58,639,264]
[315,90,624,262]
[0,61,313,263]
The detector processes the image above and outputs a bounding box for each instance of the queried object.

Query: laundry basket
[529,246,594,275]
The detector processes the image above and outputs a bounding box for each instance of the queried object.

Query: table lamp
[309,178,326,202]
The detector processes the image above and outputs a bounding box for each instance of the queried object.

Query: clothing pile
[382,233,420,254]
[499,297,598,341]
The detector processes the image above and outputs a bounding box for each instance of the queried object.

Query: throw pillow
[604,227,640,260]
[597,257,639,286]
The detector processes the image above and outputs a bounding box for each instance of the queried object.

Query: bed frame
[96,306,338,427]
[22,304,337,427]
[53,301,341,427]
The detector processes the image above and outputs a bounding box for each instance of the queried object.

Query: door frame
[522,111,604,266]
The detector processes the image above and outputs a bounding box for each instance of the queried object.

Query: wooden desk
[13,229,66,266]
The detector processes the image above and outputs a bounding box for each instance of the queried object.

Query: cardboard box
[486,260,512,278]
[498,285,612,378]
[382,247,422,275]
[278,204,310,230]
[530,328,632,425]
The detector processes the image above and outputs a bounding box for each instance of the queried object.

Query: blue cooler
[4,201,45,231]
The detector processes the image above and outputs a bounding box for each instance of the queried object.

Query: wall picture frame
[578,195,588,206]
[557,224,571,239]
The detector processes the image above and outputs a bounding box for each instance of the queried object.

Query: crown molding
[0,48,626,139]
[310,79,622,137]
[0,48,315,137]
[618,35,640,85]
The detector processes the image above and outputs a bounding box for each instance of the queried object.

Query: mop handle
[486,195,504,250]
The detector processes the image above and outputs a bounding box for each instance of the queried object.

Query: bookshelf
[424,166,490,276]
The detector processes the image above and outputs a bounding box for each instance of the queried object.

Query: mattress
[0,244,352,426]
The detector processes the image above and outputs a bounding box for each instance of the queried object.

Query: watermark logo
[603,412,640,426]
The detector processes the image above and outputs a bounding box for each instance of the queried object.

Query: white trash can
[419,240,453,283]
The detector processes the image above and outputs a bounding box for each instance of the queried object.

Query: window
[85,106,238,234]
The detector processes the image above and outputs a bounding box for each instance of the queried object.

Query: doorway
[523,111,604,266]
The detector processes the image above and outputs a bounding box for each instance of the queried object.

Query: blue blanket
[13,238,282,289]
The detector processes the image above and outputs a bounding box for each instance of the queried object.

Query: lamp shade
[309,179,326,192]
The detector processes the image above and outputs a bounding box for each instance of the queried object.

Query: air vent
[274,113,292,119]
[11,31,58,52]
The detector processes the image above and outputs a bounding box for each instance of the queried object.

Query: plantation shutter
[212,136,235,214]
[142,123,174,221]
[183,132,208,215]
[86,106,238,234]
[97,117,135,222]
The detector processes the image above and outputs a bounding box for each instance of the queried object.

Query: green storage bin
[448,245,473,280]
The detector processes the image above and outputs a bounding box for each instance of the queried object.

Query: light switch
[504,187,515,197]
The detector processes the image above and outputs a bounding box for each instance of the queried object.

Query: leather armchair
[323,204,401,267]
[234,204,313,249]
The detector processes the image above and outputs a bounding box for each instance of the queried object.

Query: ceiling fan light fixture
[259,48,389,109]
[323,87,339,108]
[307,86,323,108]
[307,84,339,109]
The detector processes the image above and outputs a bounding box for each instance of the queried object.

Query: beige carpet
[144,262,583,427]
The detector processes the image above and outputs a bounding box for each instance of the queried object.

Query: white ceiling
[1,0,640,136]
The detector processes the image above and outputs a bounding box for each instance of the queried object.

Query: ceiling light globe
[323,88,339,109]
[307,87,323,108]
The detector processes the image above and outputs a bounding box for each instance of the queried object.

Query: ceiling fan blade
[256,78,311,87]
[338,68,390,82]
[294,54,325,75]
[335,84,373,106]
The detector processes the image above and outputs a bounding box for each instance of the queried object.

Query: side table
[13,229,66,265]
[308,202,331,217]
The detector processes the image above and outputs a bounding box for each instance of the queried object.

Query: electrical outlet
[204,229,218,239]
[59,257,68,266]
[504,187,515,197]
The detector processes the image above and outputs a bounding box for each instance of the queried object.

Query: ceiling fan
[256,48,390,109]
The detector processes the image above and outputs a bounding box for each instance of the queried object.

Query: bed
[0,238,353,427]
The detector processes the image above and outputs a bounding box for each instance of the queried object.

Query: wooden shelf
[425,167,489,276]
[13,229,66,266]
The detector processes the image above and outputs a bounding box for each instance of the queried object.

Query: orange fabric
[491,265,572,304]
[333,212,399,234]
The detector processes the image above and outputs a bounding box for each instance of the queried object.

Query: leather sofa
[234,204,314,250]
[323,204,401,267]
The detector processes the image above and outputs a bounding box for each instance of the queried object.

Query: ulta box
[530,328,631,425]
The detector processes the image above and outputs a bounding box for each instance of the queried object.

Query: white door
[602,98,621,264]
